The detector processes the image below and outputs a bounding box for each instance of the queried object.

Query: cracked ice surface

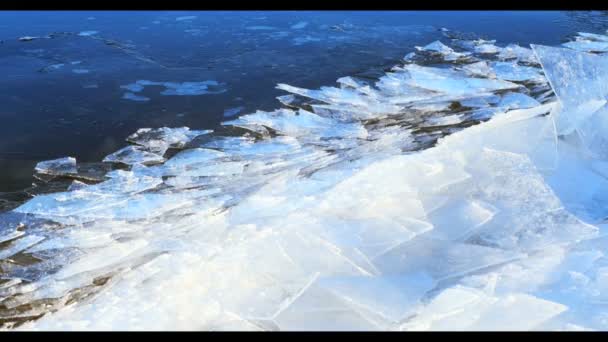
[3,32,608,331]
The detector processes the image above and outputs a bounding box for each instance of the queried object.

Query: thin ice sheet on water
[126,127,211,155]
[398,64,521,96]
[102,145,165,165]
[415,40,471,61]
[34,157,77,176]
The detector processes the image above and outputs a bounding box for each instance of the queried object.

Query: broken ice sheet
[563,40,608,53]
[34,157,77,176]
[102,145,165,165]
[575,32,608,42]
[0,234,45,260]
[10,32,608,331]
[126,127,211,155]
[398,64,521,96]
[490,61,545,83]
[460,61,496,78]
[224,108,368,140]
[415,40,471,61]
[496,92,541,111]
[497,44,537,64]
[531,44,608,137]
[315,273,434,324]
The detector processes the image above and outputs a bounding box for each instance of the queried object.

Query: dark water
[1,10,607,193]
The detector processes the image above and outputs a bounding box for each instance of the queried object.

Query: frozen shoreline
[2,29,608,330]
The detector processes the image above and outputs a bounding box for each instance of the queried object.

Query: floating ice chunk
[122,92,150,102]
[78,31,98,36]
[415,40,471,61]
[175,16,197,21]
[455,38,498,54]
[103,145,165,165]
[72,69,89,74]
[246,26,276,30]
[561,32,608,53]
[491,61,545,83]
[336,76,367,89]
[497,92,541,110]
[576,32,608,42]
[47,63,65,71]
[19,36,41,41]
[416,40,453,54]
[562,40,608,53]
[223,106,245,118]
[34,157,78,176]
[160,81,224,96]
[120,80,225,98]
[120,83,145,92]
[291,21,308,29]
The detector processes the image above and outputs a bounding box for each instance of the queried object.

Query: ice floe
[120,80,226,100]
[223,106,245,118]
[78,31,99,37]
[291,21,308,30]
[122,92,150,102]
[175,16,197,22]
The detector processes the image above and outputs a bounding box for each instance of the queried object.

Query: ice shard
[532,44,608,157]
[34,157,78,176]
